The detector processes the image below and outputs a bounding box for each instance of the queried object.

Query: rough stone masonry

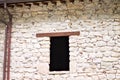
[0,0,120,80]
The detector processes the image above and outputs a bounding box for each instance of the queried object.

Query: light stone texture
[0,0,120,80]
[0,25,5,80]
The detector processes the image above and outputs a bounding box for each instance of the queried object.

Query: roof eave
[0,0,49,5]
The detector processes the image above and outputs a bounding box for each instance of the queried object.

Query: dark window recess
[50,36,69,71]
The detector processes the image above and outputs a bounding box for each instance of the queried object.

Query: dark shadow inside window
[50,36,69,71]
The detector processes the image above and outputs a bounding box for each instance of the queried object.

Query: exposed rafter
[0,0,74,8]
[0,0,48,4]
[0,0,96,8]
[0,0,95,5]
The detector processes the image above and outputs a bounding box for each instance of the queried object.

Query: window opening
[50,36,69,71]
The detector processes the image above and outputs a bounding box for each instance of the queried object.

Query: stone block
[106,70,117,74]
[116,74,120,79]
[96,41,106,47]
[77,57,87,63]
[41,52,50,57]
[34,75,42,79]
[84,47,94,53]
[103,51,112,57]
[39,48,49,53]
[113,46,120,52]
[37,63,49,75]
[98,46,112,52]
[24,68,36,72]
[93,58,102,63]
[70,61,77,73]
[98,74,107,80]
[40,56,49,63]
[33,44,40,48]
[107,40,115,46]
[103,35,111,42]
[107,74,116,80]
[111,52,120,57]
[56,1,62,6]
[102,57,118,62]
[67,76,75,80]
[54,75,63,80]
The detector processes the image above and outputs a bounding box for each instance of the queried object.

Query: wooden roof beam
[0,0,49,4]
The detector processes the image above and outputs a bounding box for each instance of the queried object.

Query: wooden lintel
[36,31,80,37]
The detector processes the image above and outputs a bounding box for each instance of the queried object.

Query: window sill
[49,71,69,75]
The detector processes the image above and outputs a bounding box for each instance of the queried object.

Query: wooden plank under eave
[0,0,47,4]
[36,31,80,37]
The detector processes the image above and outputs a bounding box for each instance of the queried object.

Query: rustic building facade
[0,0,120,80]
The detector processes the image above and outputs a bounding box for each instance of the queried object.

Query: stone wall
[0,25,5,80]
[0,0,120,80]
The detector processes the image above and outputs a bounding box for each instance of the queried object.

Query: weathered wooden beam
[0,0,48,4]
[36,31,80,37]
